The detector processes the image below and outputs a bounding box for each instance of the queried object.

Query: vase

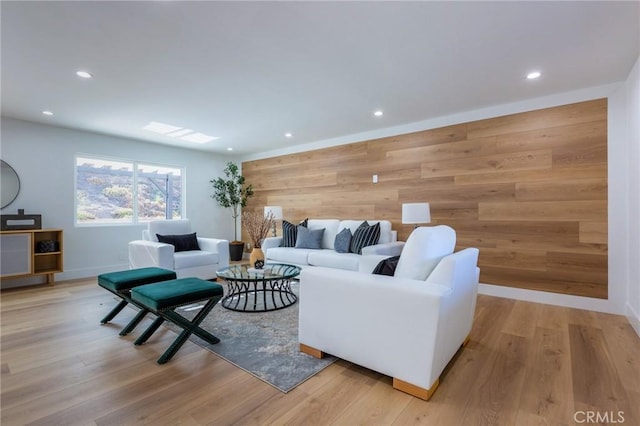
[250,247,264,267]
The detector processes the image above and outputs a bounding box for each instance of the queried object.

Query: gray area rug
[169,281,337,393]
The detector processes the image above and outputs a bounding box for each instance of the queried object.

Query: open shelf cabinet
[0,229,63,284]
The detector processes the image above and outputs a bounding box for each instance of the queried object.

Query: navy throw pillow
[372,255,400,276]
[156,232,200,252]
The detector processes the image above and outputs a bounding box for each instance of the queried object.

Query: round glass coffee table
[215,263,301,312]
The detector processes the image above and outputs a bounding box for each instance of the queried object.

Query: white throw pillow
[394,225,456,280]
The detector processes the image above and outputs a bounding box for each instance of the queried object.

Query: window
[75,155,183,225]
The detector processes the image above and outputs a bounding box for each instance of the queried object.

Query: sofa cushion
[350,222,381,254]
[334,228,352,253]
[156,232,200,252]
[282,218,307,247]
[174,250,219,269]
[307,250,361,271]
[394,225,456,280]
[267,247,314,265]
[295,226,325,249]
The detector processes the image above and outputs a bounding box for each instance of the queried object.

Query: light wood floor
[1,279,638,426]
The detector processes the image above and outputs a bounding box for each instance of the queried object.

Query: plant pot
[229,241,245,261]
[249,247,264,268]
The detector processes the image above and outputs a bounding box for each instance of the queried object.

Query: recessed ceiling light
[42,110,54,116]
[76,70,93,79]
[374,110,383,117]
[527,71,541,80]
[227,147,233,151]
[285,133,293,138]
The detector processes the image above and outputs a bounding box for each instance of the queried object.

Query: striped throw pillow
[282,218,308,247]
[349,221,381,254]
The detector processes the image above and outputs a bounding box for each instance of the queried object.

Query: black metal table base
[221,278,297,312]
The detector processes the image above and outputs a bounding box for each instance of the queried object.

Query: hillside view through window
[75,156,183,225]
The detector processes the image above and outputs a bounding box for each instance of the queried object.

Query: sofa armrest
[361,241,405,256]
[128,240,174,270]
[197,238,230,268]
[262,236,283,257]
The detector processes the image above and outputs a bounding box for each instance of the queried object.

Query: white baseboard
[0,264,130,289]
[625,302,640,338]
[58,264,129,281]
[478,283,622,315]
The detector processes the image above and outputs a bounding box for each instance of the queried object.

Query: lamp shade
[402,203,431,224]
[264,205,283,220]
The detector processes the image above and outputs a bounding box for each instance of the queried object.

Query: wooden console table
[0,229,64,284]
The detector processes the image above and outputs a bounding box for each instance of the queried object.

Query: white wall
[625,56,640,335]
[0,117,236,287]
[242,80,635,318]
[2,66,637,322]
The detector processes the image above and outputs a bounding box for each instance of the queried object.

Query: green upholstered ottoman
[98,267,177,335]
[131,278,224,364]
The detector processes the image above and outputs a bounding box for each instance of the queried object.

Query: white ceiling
[2,1,638,155]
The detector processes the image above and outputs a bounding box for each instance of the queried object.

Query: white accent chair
[128,219,229,280]
[298,225,480,400]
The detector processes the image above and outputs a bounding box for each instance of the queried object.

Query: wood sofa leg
[300,343,325,359]
[462,334,471,347]
[393,378,440,401]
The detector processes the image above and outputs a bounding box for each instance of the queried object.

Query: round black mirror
[1,160,21,209]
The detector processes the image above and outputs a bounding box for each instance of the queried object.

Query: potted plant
[210,162,254,261]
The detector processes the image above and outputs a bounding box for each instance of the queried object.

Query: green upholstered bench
[131,278,224,364]
[98,267,177,336]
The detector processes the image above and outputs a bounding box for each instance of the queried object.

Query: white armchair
[128,219,229,280]
[299,225,480,400]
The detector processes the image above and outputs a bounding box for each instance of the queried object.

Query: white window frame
[74,154,185,227]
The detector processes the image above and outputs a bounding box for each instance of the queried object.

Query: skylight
[143,121,218,144]
[180,132,217,144]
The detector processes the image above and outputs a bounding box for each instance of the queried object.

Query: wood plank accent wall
[242,99,608,299]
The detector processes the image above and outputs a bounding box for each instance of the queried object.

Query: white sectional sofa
[299,226,480,400]
[262,219,404,272]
